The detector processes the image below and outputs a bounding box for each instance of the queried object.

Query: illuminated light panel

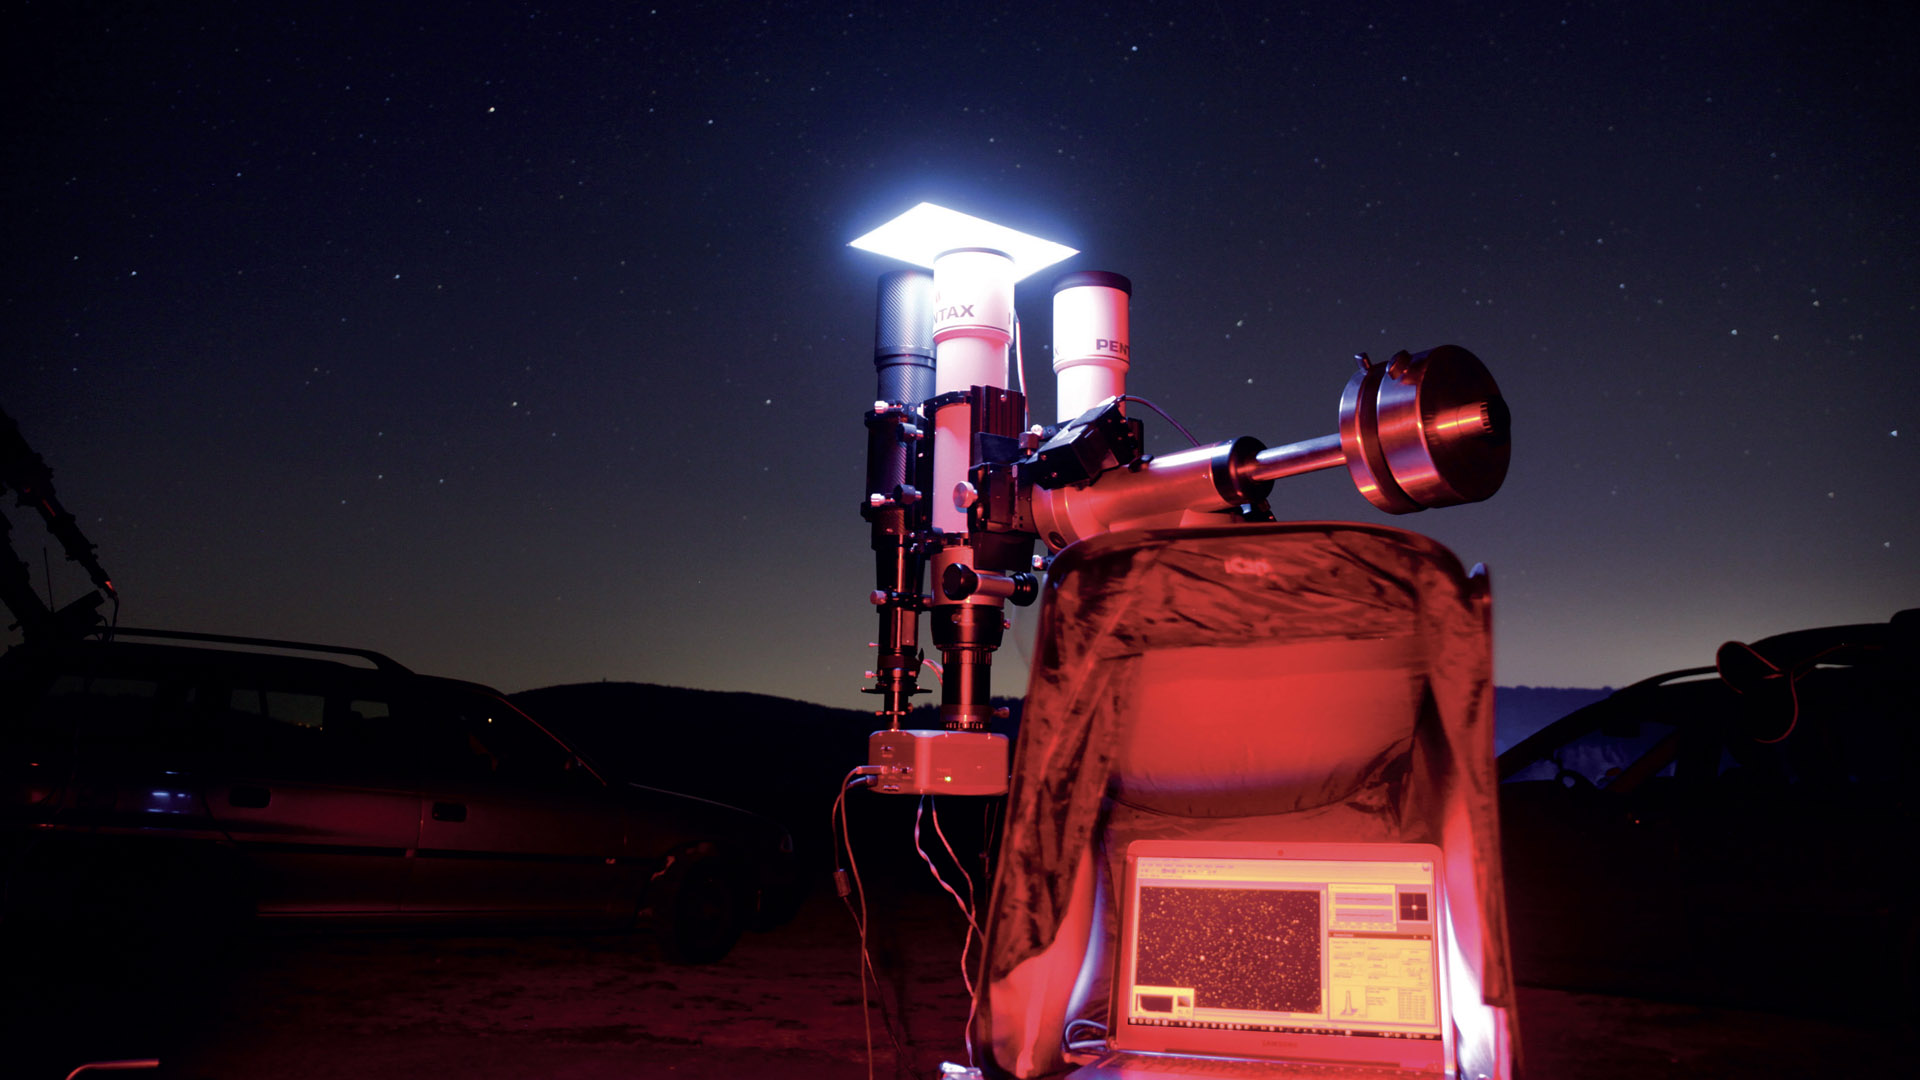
[848,202,1077,282]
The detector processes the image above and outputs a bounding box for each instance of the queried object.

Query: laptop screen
[1112,841,1449,1071]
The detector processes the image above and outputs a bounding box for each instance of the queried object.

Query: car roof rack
[96,627,413,674]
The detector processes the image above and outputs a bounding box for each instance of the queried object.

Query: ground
[4,874,1901,1079]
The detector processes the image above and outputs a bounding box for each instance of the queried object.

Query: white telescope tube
[1052,271,1131,421]
[930,247,1014,534]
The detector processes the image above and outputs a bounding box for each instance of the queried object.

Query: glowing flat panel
[848,202,1076,281]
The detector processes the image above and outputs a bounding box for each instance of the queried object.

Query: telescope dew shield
[1338,346,1510,513]
[1375,345,1510,507]
[1052,271,1132,422]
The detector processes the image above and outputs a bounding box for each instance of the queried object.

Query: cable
[1118,394,1202,447]
[833,767,908,1075]
[1063,1018,1110,1056]
[914,797,979,922]
[928,798,978,918]
[833,768,877,1080]
[928,796,986,1067]
[1728,643,1848,745]
[914,796,985,960]
[967,793,1006,1066]
[1014,313,1027,400]
[1754,679,1800,744]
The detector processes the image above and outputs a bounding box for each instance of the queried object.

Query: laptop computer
[1067,840,1454,1079]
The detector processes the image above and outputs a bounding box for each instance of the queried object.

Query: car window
[227,688,332,727]
[1505,717,1679,788]
[217,676,406,780]
[9,672,217,754]
[413,688,585,788]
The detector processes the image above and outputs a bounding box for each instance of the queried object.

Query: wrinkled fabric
[977,523,1514,1077]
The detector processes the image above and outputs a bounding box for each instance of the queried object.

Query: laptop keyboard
[1084,1050,1437,1078]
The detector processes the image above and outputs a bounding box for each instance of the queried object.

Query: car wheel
[662,861,745,965]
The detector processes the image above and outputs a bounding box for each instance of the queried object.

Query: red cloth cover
[975,522,1517,1078]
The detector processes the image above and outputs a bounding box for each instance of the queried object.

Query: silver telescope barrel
[1243,394,1505,485]
[1246,434,1345,483]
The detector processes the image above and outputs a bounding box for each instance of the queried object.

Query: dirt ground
[5,874,1903,1080]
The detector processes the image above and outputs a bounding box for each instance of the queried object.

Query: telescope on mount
[849,203,1511,795]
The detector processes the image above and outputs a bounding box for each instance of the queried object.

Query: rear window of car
[6,672,217,753]
[2,653,405,776]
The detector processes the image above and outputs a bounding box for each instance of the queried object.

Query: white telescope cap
[848,202,1077,282]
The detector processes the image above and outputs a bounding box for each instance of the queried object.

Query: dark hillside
[1495,685,1611,753]
[509,683,876,820]
[509,683,1003,887]
[510,683,868,881]
[513,682,1607,800]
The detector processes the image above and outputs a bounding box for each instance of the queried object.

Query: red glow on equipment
[842,206,1518,1079]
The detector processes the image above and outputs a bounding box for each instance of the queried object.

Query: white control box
[867,729,1010,796]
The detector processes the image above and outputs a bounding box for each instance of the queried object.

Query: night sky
[5,2,1914,707]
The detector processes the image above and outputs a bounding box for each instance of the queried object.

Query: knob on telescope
[1338,345,1510,514]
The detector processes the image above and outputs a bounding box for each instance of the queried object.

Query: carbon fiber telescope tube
[873,269,935,406]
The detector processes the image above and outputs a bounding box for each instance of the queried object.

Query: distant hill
[1495,686,1612,753]
[509,683,878,821]
[510,680,1608,806]
[507,682,998,878]
[510,681,1609,879]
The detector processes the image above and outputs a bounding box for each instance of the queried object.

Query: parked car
[1496,610,1917,1014]
[0,628,797,963]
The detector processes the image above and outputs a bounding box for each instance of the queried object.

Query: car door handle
[432,801,467,823]
[229,785,272,809]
